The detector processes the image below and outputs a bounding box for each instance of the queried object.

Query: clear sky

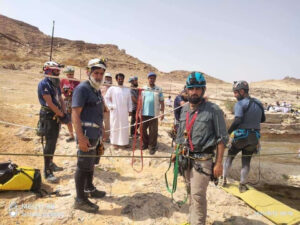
[1,0,299,82]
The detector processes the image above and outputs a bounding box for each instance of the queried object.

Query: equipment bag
[0,162,41,192]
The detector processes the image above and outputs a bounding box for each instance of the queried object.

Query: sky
[1,0,300,82]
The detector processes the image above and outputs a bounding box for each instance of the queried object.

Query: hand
[78,136,90,152]
[213,162,223,178]
[160,114,164,121]
[57,111,64,117]
[171,153,176,162]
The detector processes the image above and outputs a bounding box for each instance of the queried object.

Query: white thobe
[104,86,132,145]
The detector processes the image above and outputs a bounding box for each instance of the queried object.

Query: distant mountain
[0,14,225,83]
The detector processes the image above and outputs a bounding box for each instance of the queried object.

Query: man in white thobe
[105,73,132,149]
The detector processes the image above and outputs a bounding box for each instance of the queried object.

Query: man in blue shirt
[222,80,265,193]
[72,58,106,213]
[141,72,164,155]
[37,61,68,183]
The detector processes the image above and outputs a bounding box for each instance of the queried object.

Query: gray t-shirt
[234,97,263,130]
[176,102,228,152]
[130,88,138,111]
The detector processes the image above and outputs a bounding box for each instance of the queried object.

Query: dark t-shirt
[72,81,103,139]
[174,95,184,122]
[130,88,138,111]
[38,78,61,108]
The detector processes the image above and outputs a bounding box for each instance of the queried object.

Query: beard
[49,77,60,88]
[89,76,102,90]
[133,83,138,87]
[188,95,202,104]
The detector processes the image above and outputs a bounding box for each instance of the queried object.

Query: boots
[74,198,99,213]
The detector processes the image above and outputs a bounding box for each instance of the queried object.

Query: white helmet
[43,61,60,71]
[63,66,75,74]
[104,72,112,78]
[87,58,107,70]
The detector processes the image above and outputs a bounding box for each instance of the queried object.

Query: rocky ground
[0,68,299,225]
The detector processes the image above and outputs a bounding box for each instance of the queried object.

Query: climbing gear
[63,66,75,74]
[43,61,60,71]
[132,88,144,172]
[81,122,100,128]
[232,80,249,91]
[186,72,206,88]
[0,162,41,192]
[165,144,188,206]
[185,111,199,152]
[87,58,107,70]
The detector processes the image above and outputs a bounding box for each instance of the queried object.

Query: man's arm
[227,117,242,134]
[160,100,165,120]
[43,95,64,117]
[214,142,225,177]
[72,107,90,152]
[59,95,67,114]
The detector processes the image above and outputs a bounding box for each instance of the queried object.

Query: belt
[189,153,213,161]
[81,122,100,128]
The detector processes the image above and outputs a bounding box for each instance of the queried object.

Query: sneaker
[85,188,106,199]
[74,198,99,213]
[239,183,249,193]
[66,137,75,142]
[49,162,63,172]
[149,148,156,155]
[44,171,59,183]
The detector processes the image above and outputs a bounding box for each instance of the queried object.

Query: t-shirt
[130,88,139,111]
[142,85,164,117]
[234,97,263,130]
[38,78,61,108]
[72,81,103,139]
[60,79,80,98]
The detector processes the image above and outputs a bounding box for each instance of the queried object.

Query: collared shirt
[72,81,103,139]
[38,78,61,108]
[142,85,164,117]
[176,101,228,153]
[234,97,264,130]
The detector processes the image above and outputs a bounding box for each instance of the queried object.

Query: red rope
[131,88,144,172]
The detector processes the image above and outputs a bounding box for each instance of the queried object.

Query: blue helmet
[186,72,206,88]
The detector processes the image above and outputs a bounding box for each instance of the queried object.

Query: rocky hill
[0,14,224,83]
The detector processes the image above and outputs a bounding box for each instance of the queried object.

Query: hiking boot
[239,183,249,193]
[44,171,59,184]
[85,188,106,198]
[74,198,99,213]
[149,148,156,155]
[49,162,63,172]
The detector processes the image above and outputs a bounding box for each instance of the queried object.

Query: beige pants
[103,111,110,140]
[184,159,212,225]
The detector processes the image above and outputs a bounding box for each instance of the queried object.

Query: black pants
[130,110,140,136]
[41,115,60,174]
[75,138,98,200]
[142,116,158,150]
[223,132,258,184]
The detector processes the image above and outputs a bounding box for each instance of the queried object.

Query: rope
[0,152,298,158]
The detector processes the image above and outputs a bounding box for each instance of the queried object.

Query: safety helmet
[186,72,206,88]
[104,72,112,78]
[43,61,60,71]
[147,72,156,78]
[63,66,75,74]
[128,76,138,83]
[87,58,107,70]
[232,80,249,91]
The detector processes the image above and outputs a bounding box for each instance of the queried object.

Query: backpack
[0,162,41,192]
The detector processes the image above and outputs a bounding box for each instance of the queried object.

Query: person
[174,72,228,225]
[141,72,164,155]
[60,66,80,142]
[128,76,139,137]
[105,73,132,149]
[101,72,113,143]
[166,96,173,108]
[37,61,68,183]
[222,80,265,193]
[72,58,107,212]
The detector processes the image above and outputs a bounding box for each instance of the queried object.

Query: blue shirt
[72,81,103,139]
[38,78,61,108]
[142,85,164,117]
[234,97,263,130]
